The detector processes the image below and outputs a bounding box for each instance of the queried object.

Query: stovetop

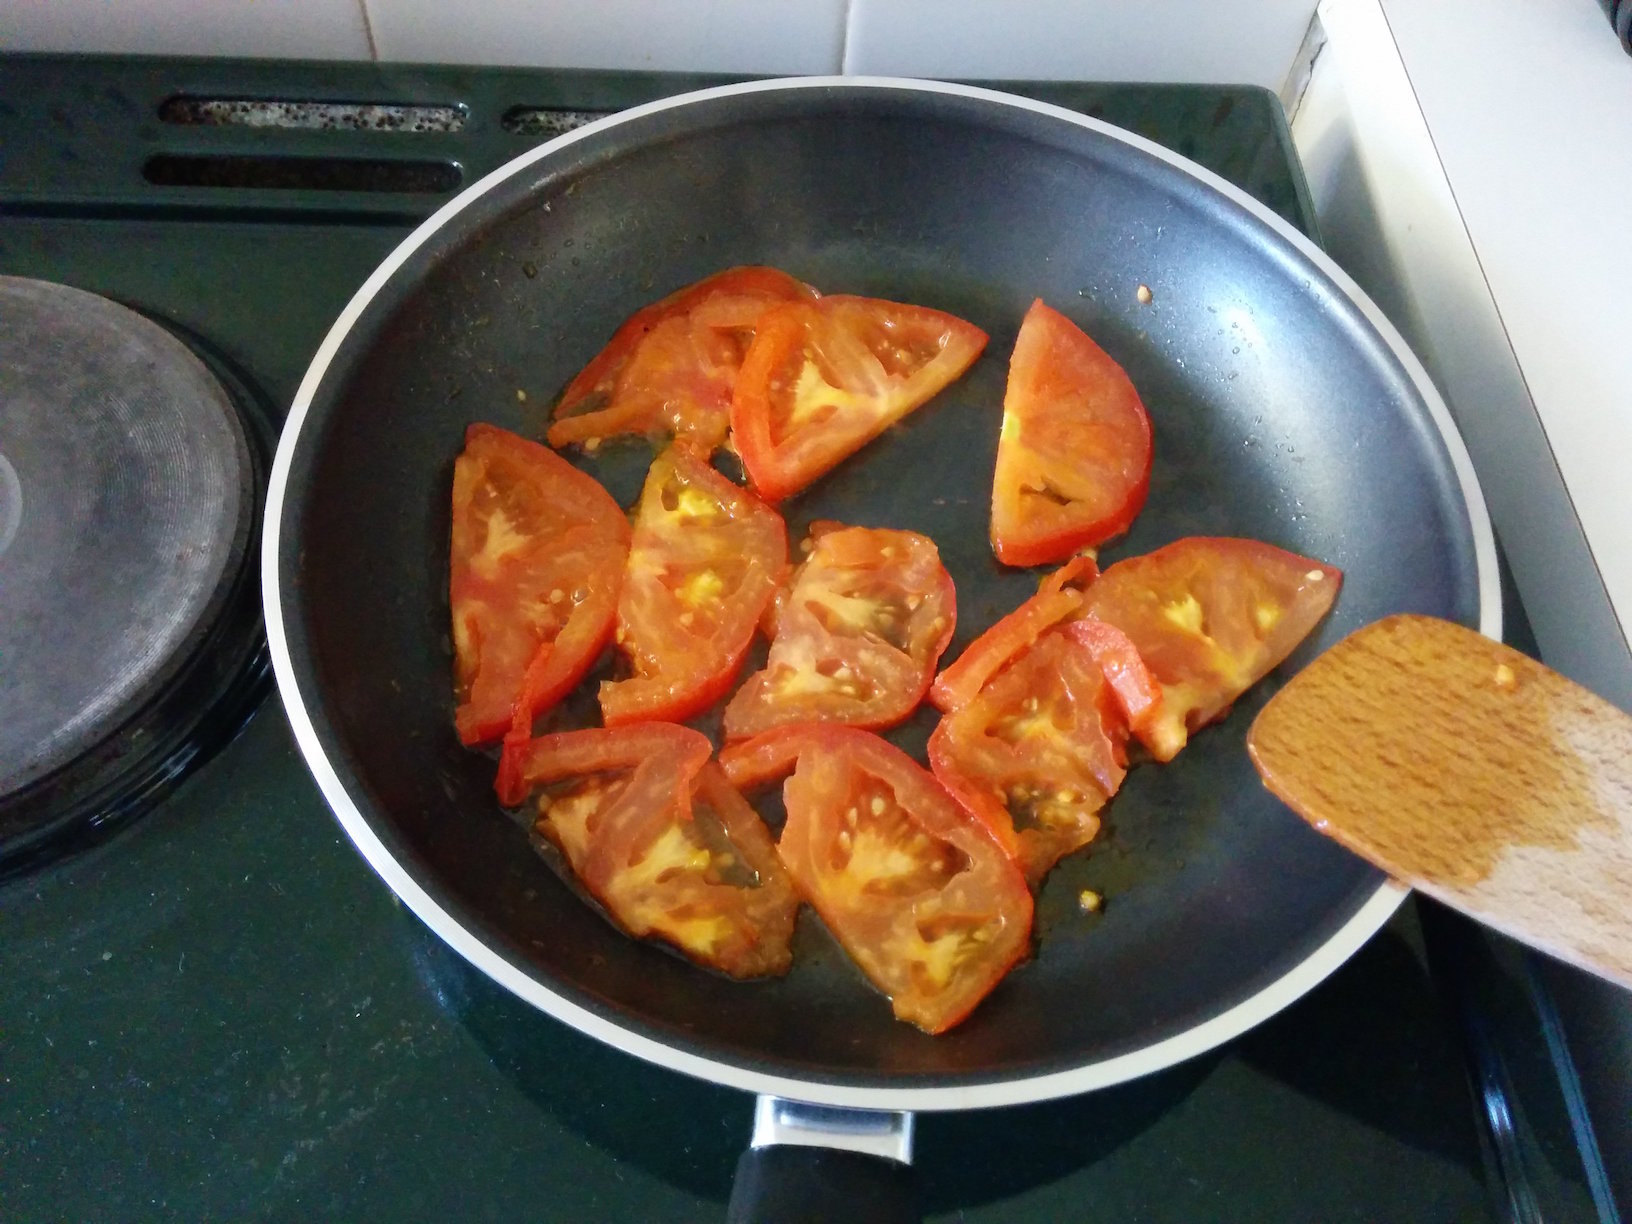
[0,54,1612,1222]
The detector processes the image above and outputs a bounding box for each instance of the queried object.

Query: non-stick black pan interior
[275,84,1484,1093]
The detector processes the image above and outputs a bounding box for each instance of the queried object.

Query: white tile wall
[1,0,372,61]
[0,0,1321,87]
[364,0,848,74]
[843,0,1320,87]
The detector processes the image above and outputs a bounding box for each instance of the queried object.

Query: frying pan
[263,78,1497,1219]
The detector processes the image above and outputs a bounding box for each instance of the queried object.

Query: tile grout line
[839,0,858,75]
[359,0,380,61]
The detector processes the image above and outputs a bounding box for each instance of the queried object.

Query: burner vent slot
[500,107,609,136]
[158,97,467,133]
[142,155,462,194]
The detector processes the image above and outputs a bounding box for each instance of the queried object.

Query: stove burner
[0,277,270,873]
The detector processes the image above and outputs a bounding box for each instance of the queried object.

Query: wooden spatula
[1247,613,1632,991]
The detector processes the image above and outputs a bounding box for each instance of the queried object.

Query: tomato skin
[928,630,1127,882]
[718,722,822,793]
[547,267,817,452]
[1038,554,1102,598]
[1077,537,1342,761]
[1064,618,1163,739]
[496,720,711,808]
[990,300,1153,567]
[450,423,630,747]
[599,446,787,727]
[725,725,1033,1033]
[731,296,988,502]
[929,556,1100,714]
[497,724,797,979]
[722,526,956,741]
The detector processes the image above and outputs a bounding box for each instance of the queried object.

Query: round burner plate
[0,277,265,866]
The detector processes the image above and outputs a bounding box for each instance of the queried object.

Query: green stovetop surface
[0,54,1591,1223]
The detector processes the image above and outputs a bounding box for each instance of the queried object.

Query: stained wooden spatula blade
[1248,614,1632,991]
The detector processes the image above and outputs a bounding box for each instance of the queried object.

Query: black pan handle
[727,1146,920,1224]
[726,1097,921,1224]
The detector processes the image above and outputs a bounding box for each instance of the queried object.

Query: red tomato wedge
[497,724,798,979]
[723,724,1032,1034]
[450,423,630,746]
[731,296,988,502]
[990,300,1153,567]
[600,447,787,726]
[547,266,818,453]
[928,555,1101,713]
[1077,537,1342,761]
[722,525,956,741]
[928,630,1130,881]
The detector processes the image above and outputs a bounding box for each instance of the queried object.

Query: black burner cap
[0,277,266,868]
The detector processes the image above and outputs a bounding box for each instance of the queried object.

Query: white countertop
[1386,0,1632,634]
[1296,0,1632,707]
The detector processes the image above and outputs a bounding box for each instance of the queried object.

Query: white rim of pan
[262,76,1502,1113]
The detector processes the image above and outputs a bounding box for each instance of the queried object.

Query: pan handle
[726,1096,921,1224]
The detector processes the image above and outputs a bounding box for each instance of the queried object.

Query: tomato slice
[450,423,630,746]
[722,525,956,741]
[497,724,798,979]
[1077,537,1342,761]
[547,266,818,452]
[990,300,1153,567]
[731,296,988,502]
[928,555,1101,713]
[928,631,1129,881]
[600,446,787,726]
[725,724,1032,1033]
